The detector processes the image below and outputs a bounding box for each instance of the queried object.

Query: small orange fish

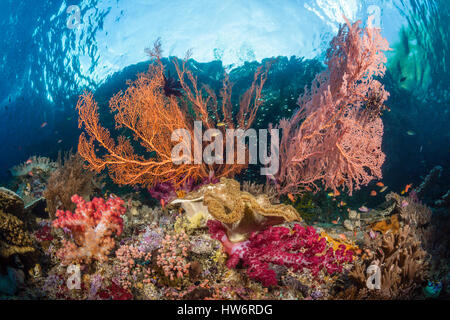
[370,190,377,196]
[28,171,34,177]
[376,182,384,187]
[338,234,347,241]
[40,122,47,128]
[404,183,412,193]
[305,186,312,192]
[287,193,295,202]
[160,198,165,209]
[25,158,33,165]
[355,249,362,255]
[334,190,340,196]
[332,217,340,224]
[338,200,347,207]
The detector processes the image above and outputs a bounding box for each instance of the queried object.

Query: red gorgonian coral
[274,17,391,195]
[52,194,126,265]
[207,220,354,287]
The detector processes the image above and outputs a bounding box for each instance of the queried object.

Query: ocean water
[0,0,449,301]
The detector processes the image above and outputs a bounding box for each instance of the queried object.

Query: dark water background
[0,0,448,205]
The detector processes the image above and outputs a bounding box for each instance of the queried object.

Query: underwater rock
[0,267,24,296]
[435,190,450,208]
[415,165,443,199]
[0,187,25,219]
[24,197,47,218]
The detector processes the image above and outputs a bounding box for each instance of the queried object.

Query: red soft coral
[53,194,126,265]
[208,220,354,287]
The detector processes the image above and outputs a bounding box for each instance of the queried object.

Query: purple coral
[138,226,163,252]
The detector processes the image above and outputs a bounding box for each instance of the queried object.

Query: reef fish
[287,193,295,202]
[337,201,346,207]
[358,206,369,213]
[376,182,384,187]
[401,183,413,195]
[327,190,340,197]
[406,130,416,136]
[370,190,377,196]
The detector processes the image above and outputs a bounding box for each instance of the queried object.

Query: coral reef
[156,231,191,282]
[9,156,57,178]
[3,14,447,302]
[0,210,34,258]
[114,243,153,289]
[9,156,57,208]
[208,220,354,287]
[335,192,433,299]
[52,195,126,265]
[370,215,400,234]
[44,151,104,219]
[0,187,25,219]
[341,225,428,299]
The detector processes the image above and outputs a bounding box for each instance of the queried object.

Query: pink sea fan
[274,17,390,195]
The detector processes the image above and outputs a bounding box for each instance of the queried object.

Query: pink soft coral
[208,220,354,287]
[53,194,126,265]
[274,17,390,195]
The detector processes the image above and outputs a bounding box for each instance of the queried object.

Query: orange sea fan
[77,40,269,189]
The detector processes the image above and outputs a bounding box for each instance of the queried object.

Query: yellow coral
[320,231,359,252]
[212,248,227,264]
[174,211,207,234]
[0,210,34,257]
[371,214,400,234]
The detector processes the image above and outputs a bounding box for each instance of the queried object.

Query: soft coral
[208,220,354,287]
